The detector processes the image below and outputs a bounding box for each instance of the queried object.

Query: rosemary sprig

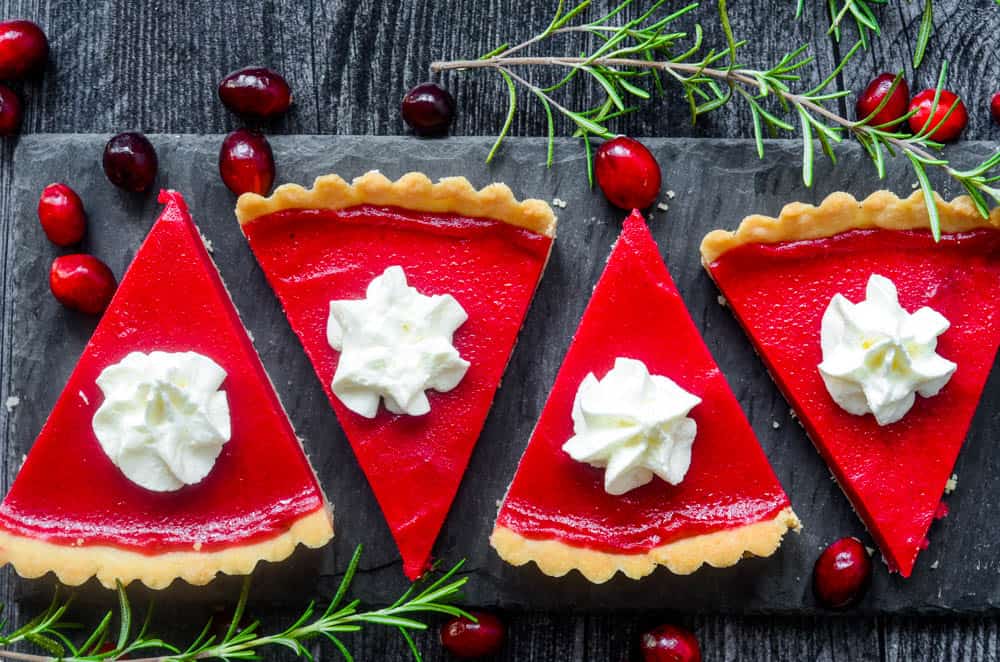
[0,546,471,662]
[795,1,928,68]
[431,0,1000,238]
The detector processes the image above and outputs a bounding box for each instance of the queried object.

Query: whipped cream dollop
[818,274,956,426]
[562,357,701,496]
[327,265,469,418]
[92,351,232,492]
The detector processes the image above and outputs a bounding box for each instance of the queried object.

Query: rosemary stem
[431,54,949,178]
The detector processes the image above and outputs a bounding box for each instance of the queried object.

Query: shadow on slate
[5,135,1000,614]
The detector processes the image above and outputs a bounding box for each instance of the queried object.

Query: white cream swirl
[562,357,701,496]
[327,265,469,418]
[818,274,956,426]
[92,351,231,492]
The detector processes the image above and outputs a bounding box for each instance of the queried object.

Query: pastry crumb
[666,190,676,199]
[247,330,255,343]
[911,181,919,189]
[552,197,568,209]
[930,560,940,569]
[945,473,958,494]
[789,408,797,420]
[201,234,214,253]
[657,201,669,211]
[772,421,780,429]
[865,546,875,557]
[4,395,19,412]
[717,295,727,307]
[79,390,90,405]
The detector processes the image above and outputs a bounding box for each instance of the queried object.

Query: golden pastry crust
[236,171,557,238]
[700,190,1000,264]
[490,506,800,584]
[0,506,333,590]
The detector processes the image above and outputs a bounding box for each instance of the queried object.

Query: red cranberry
[990,92,1000,126]
[856,73,910,127]
[401,82,455,136]
[908,89,968,142]
[218,66,292,119]
[219,129,275,196]
[49,254,117,315]
[38,183,86,246]
[0,20,48,80]
[440,611,505,659]
[103,132,158,192]
[0,84,21,136]
[640,624,701,662]
[594,136,662,210]
[813,537,872,609]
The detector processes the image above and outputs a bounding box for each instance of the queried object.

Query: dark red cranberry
[594,136,662,210]
[218,66,292,119]
[49,254,117,315]
[440,611,505,659]
[856,73,910,127]
[219,129,275,196]
[103,132,158,192]
[0,20,48,80]
[908,89,968,142]
[38,183,86,246]
[990,91,1000,126]
[813,537,872,609]
[401,82,455,136]
[640,624,701,662]
[0,84,21,136]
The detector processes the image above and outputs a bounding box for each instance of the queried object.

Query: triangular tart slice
[701,191,1000,577]
[0,191,333,589]
[492,210,799,583]
[237,172,555,579]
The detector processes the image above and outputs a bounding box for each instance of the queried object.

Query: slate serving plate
[5,135,1000,613]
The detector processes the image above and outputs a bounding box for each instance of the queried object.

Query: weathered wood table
[1,1,999,660]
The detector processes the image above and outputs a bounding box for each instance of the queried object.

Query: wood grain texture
[0,1,998,660]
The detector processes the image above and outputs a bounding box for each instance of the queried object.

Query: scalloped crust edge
[700,190,1000,264]
[0,506,333,590]
[490,507,800,584]
[235,171,557,238]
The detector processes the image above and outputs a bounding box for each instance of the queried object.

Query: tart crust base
[236,171,557,238]
[490,507,801,584]
[700,190,1000,263]
[0,507,333,590]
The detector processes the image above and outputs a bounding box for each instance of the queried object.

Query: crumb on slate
[657,201,669,211]
[931,560,940,569]
[717,295,727,307]
[772,421,780,429]
[865,546,875,557]
[945,473,958,494]
[666,190,676,199]
[4,395,19,412]
[201,234,214,253]
[552,197,567,209]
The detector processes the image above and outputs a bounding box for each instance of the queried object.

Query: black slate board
[6,134,1000,614]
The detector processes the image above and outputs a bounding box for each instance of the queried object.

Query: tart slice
[491,210,799,583]
[237,172,555,579]
[0,191,333,589]
[701,191,1000,577]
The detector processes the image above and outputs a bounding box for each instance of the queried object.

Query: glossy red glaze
[242,204,551,578]
[401,82,455,136]
[0,20,48,80]
[0,191,326,553]
[495,211,791,554]
[640,624,702,662]
[0,84,22,136]
[38,183,87,246]
[856,73,909,127]
[908,89,967,142]
[218,66,292,119]
[812,537,872,609]
[49,254,116,314]
[103,132,158,192]
[990,91,1000,126]
[706,228,1000,575]
[440,612,506,658]
[594,137,662,210]
[219,129,275,196]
